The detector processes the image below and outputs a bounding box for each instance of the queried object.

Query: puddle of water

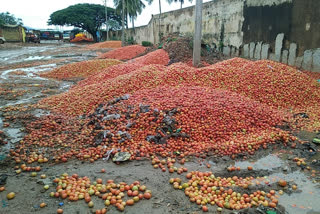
[33,109,51,118]
[24,56,51,61]
[235,154,284,170]
[233,154,320,213]
[2,128,24,152]
[60,82,72,90]
[6,128,22,140]
[271,171,320,214]
[53,53,83,58]
[1,43,79,68]
[1,63,57,80]
[4,92,43,107]
[0,45,59,65]
[1,129,24,154]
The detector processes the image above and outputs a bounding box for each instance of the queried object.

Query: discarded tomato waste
[40,59,122,80]
[97,45,147,60]
[2,42,320,214]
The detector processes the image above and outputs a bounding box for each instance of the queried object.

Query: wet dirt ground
[0,42,320,214]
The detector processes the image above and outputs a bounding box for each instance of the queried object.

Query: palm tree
[114,0,151,40]
[168,0,192,9]
[129,0,147,30]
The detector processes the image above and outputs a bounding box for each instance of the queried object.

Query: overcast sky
[1,0,209,30]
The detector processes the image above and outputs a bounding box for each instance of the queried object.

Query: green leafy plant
[219,41,224,52]
[188,40,193,49]
[142,41,153,47]
[126,36,136,45]
[110,36,120,41]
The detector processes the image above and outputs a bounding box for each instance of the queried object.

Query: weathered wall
[111,0,244,47]
[110,24,154,45]
[290,0,320,55]
[109,0,320,71]
[246,0,292,7]
[239,0,320,72]
[151,0,244,46]
[242,1,293,46]
[242,0,320,55]
[240,32,320,72]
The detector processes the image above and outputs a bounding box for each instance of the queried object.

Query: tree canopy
[48,4,122,41]
[114,0,151,29]
[0,12,23,26]
[167,0,192,9]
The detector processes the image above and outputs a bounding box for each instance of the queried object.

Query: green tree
[114,0,151,30]
[0,12,23,26]
[129,0,152,30]
[48,4,122,41]
[114,0,150,45]
[168,0,192,9]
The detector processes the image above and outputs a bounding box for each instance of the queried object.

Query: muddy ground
[0,42,320,214]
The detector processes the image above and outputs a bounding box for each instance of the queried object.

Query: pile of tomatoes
[51,173,152,213]
[70,36,93,43]
[97,45,147,60]
[39,64,166,115]
[75,63,145,88]
[86,41,122,49]
[13,84,294,164]
[170,171,281,212]
[199,58,320,130]
[75,49,169,88]
[40,58,320,132]
[12,57,320,164]
[128,49,169,65]
[126,86,293,156]
[40,59,122,80]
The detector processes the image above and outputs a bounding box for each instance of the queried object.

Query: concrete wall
[150,0,244,46]
[110,24,154,45]
[240,33,320,72]
[242,1,293,46]
[109,0,320,71]
[246,0,292,7]
[231,0,320,72]
[242,0,320,55]
[110,0,244,47]
[290,0,320,55]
